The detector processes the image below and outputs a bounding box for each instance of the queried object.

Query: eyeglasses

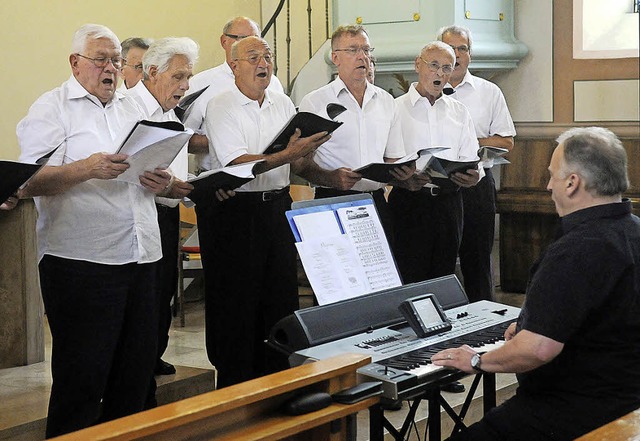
[224,33,252,40]
[333,46,375,57]
[449,44,470,53]
[76,53,122,69]
[235,53,273,65]
[122,60,143,71]
[419,57,453,75]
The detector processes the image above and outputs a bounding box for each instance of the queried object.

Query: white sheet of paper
[296,235,370,305]
[293,211,342,242]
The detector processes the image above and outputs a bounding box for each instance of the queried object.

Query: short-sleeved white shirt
[205,86,295,192]
[17,75,161,264]
[125,80,188,207]
[396,83,480,164]
[184,62,284,171]
[298,77,405,192]
[448,71,516,140]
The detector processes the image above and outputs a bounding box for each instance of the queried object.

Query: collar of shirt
[67,74,120,108]
[232,84,274,110]
[330,76,377,106]
[133,80,166,119]
[449,70,477,91]
[561,200,632,235]
[408,82,449,109]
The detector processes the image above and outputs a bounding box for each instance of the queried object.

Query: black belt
[235,186,290,202]
[315,188,385,198]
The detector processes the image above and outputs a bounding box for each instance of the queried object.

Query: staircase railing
[262,0,331,94]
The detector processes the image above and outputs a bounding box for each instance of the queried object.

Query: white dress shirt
[298,77,405,192]
[448,71,515,167]
[17,75,162,265]
[396,83,481,174]
[205,86,295,192]
[184,62,284,171]
[125,80,188,207]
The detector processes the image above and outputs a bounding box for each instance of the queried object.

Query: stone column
[0,199,43,367]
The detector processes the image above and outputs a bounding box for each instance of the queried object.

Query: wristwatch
[471,352,487,374]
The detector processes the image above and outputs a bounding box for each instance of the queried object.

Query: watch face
[471,353,481,369]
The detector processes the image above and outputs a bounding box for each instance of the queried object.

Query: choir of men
[11,16,638,441]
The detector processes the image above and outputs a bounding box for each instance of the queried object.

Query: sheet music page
[293,211,342,242]
[116,132,192,184]
[295,235,370,305]
[335,204,402,293]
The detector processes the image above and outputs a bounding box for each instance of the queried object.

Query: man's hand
[0,195,19,210]
[166,179,194,199]
[285,128,331,160]
[327,167,362,190]
[215,189,235,202]
[451,168,480,188]
[84,152,130,180]
[431,345,478,374]
[505,322,517,341]
[394,173,431,191]
[139,168,172,194]
[389,163,416,182]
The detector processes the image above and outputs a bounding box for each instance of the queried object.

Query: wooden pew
[575,408,640,440]
[51,353,377,441]
[497,131,640,292]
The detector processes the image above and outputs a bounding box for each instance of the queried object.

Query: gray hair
[331,24,369,50]
[436,25,473,52]
[142,37,199,79]
[556,127,629,196]
[121,37,153,59]
[71,24,120,54]
[223,16,261,35]
[420,41,456,63]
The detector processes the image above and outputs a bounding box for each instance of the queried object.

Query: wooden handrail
[52,353,375,441]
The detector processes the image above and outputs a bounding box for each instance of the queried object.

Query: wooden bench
[575,408,640,441]
[51,354,377,440]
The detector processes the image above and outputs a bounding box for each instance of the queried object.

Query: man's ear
[147,65,158,82]
[566,174,579,196]
[331,50,339,67]
[69,54,79,72]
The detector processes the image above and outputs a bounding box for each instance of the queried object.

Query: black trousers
[388,187,463,284]
[198,190,298,388]
[459,168,496,302]
[155,204,180,360]
[39,255,157,438]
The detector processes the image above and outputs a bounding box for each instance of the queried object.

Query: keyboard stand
[369,373,497,441]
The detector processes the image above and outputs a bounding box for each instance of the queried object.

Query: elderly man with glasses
[296,24,411,242]
[390,40,481,303]
[16,24,178,437]
[202,36,330,388]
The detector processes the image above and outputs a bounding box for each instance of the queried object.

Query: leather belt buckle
[429,186,440,197]
[262,191,276,202]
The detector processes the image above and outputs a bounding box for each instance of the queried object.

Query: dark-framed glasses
[333,46,375,56]
[419,57,453,75]
[448,44,470,53]
[76,53,122,69]
[235,53,273,65]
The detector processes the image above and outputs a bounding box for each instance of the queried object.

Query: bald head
[220,16,261,64]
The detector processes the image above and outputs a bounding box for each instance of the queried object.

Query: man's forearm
[480,330,563,374]
[292,156,333,187]
[479,135,514,151]
[22,163,90,197]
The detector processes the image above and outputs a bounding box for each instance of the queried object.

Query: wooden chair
[176,204,202,327]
